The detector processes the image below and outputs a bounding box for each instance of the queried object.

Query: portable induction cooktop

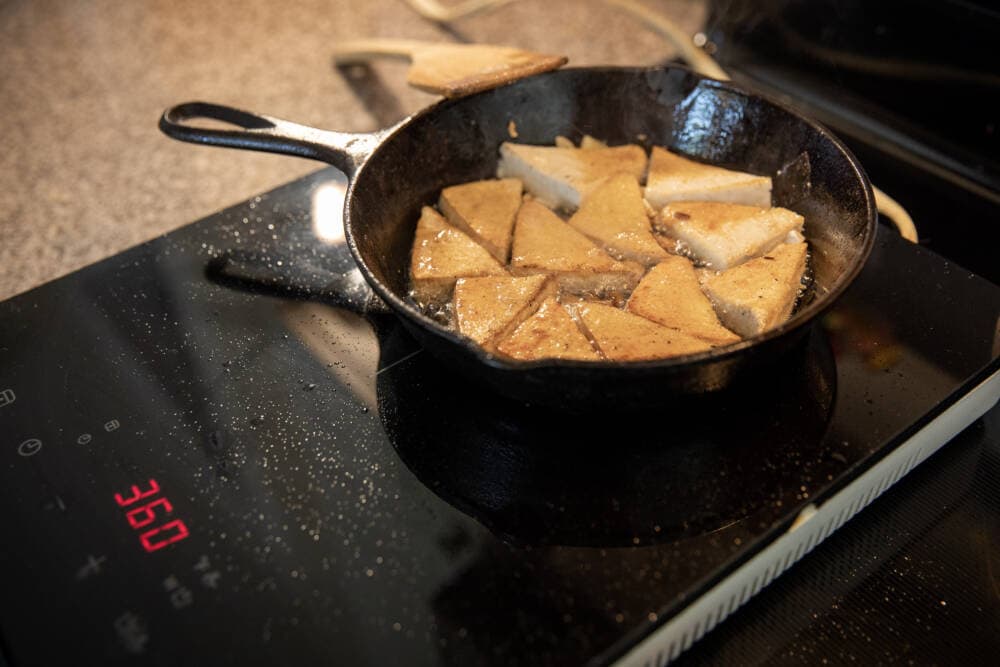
[1,168,998,666]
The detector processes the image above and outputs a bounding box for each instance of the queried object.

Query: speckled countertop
[0,0,704,301]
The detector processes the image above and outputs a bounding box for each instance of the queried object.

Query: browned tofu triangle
[496,297,600,361]
[410,206,506,306]
[699,242,808,338]
[568,173,668,265]
[645,146,772,209]
[497,143,647,210]
[454,274,554,347]
[438,178,523,263]
[509,199,642,297]
[511,200,622,273]
[574,302,712,361]
[657,201,804,270]
[627,256,740,346]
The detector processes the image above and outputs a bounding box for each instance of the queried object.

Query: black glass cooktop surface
[676,404,1000,666]
[1,169,998,666]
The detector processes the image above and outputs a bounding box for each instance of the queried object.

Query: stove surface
[1,169,998,666]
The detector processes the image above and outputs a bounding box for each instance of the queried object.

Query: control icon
[76,555,107,580]
[163,575,193,609]
[17,438,42,457]
[193,556,222,589]
[104,419,121,432]
[77,433,92,445]
[113,612,149,654]
[201,570,222,589]
[43,495,67,512]
[0,388,14,408]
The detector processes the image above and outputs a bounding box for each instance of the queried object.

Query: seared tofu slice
[644,147,772,209]
[510,199,642,295]
[438,178,523,263]
[574,302,712,361]
[555,135,607,149]
[497,142,647,211]
[567,173,669,266]
[410,206,506,306]
[699,242,808,338]
[626,256,741,346]
[657,201,804,270]
[579,135,607,149]
[454,274,555,347]
[496,297,600,361]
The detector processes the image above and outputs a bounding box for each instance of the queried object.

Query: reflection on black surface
[377,330,836,547]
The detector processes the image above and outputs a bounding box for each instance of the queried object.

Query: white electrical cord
[402,0,514,22]
[872,186,918,242]
[605,0,729,80]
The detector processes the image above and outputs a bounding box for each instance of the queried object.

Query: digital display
[114,479,190,553]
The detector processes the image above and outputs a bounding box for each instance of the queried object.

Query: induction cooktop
[1,169,998,666]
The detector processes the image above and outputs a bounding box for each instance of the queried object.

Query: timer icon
[17,438,42,457]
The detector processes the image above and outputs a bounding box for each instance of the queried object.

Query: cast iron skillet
[160,66,876,408]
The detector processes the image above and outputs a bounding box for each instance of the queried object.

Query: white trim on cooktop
[614,369,1000,667]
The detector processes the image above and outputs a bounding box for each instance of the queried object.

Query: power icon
[17,439,42,457]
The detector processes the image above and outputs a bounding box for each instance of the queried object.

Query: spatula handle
[332,39,432,64]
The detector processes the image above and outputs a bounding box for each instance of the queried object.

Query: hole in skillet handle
[161,102,277,132]
[159,101,299,156]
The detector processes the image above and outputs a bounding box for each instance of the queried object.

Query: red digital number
[114,479,161,507]
[140,520,190,553]
[114,479,190,553]
[125,497,174,529]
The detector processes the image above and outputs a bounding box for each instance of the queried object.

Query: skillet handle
[159,102,382,176]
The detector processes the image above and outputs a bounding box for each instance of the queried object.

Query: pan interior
[348,67,872,344]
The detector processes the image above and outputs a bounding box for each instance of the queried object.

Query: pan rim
[344,64,877,373]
